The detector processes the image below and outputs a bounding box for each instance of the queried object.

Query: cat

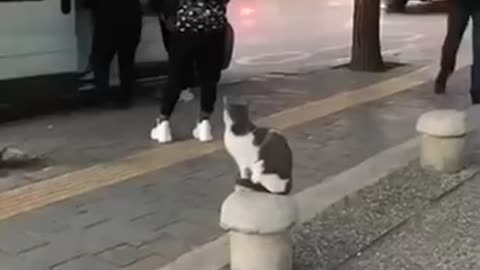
[223,96,293,195]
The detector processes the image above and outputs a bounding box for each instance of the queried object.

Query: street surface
[223,0,472,81]
[0,0,479,270]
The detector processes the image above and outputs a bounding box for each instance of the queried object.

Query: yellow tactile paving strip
[0,66,432,221]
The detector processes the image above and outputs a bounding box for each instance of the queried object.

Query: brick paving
[0,67,473,270]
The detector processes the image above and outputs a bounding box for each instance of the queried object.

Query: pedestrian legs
[117,26,141,106]
[435,1,470,94]
[195,31,224,119]
[471,9,480,103]
[92,27,116,103]
[159,33,194,118]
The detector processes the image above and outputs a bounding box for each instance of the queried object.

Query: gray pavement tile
[19,229,87,269]
[139,232,192,262]
[51,256,118,270]
[96,244,153,267]
[0,252,48,270]
[83,220,157,253]
[0,227,48,255]
[122,255,170,270]
[156,220,222,247]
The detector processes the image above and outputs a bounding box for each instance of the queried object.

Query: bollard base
[230,231,292,270]
[420,134,466,173]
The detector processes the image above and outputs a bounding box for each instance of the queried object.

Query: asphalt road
[221,0,473,81]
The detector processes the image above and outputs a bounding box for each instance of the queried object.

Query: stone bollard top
[220,190,298,235]
[416,110,467,137]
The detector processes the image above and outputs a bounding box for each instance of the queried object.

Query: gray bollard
[416,110,467,173]
[220,189,298,270]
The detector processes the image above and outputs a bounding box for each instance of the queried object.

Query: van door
[0,0,77,80]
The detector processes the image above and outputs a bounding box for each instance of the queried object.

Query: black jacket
[149,0,229,17]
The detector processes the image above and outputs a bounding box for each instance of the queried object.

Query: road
[222,0,473,81]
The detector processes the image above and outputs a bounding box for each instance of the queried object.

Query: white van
[0,0,168,111]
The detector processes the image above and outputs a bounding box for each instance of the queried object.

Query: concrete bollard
[220,189,298,270]
[416,110,468,173]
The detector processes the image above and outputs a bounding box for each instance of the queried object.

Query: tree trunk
[350,0,384,71]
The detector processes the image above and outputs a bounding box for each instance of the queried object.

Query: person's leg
[154,18,171,100]
[117,23,141,108]
[151,33,194,143]
[471,9,480,103]
[191,31,224,142]
[160,32,194,119]
[435,1,470,94]
[92,24,116,104]
[195,31,224,118]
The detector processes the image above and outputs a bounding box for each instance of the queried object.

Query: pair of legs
[436,2,480,103]
[151,30,225,143]
[160,30,225,119]
[92,20,141,107]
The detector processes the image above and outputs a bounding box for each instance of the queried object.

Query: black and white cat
[223,97,293,195]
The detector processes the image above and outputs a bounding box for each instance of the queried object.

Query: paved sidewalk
[0,66,413,192]
[340,173,480,270]
[293,123,480,270]
[0,66,473,270]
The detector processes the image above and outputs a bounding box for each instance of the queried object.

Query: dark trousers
[160,31,225,118]
[159,18,195,90]
[439,2,480,99]
[92,21,141,102]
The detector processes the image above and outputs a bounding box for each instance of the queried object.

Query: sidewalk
[0,65,415,192]
[0,65,473,270]
[294,132,480,270]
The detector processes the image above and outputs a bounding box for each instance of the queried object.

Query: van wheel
[384,0,407,12]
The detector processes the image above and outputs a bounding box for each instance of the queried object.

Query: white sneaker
[151,120,173,143]
[193,120,213,142]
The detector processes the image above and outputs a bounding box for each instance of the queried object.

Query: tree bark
[350,0,384,71]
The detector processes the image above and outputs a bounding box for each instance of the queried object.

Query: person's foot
[151,118,173,143]
[193,119,213,142]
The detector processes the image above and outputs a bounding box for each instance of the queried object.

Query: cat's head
[223,96,255,135]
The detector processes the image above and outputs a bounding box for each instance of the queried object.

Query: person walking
[85,0,142,108]
[435,0,480,104]
[150,0,229,143]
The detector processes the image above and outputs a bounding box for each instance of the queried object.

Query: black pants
[439,2,480,97]
[160,31,225,118]
[92,21,141,102]
[159,18,195,90]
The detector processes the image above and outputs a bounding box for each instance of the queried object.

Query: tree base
[348,61,385,72]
